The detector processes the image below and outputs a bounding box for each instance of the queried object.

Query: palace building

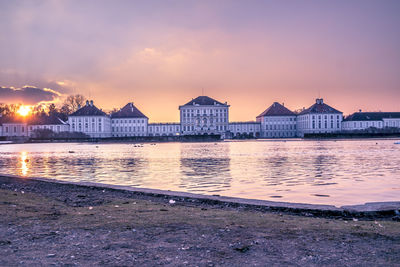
[111,102,148,137]
[296,98,343,137]
[256,102,297,138]
[179,96,230,138]
[2,95,398,140]
[68,100,111,138]
[342,112,400,131]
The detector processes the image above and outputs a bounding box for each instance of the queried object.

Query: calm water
[0,140,399,206]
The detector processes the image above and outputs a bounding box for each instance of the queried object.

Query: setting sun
[17,105,32,117]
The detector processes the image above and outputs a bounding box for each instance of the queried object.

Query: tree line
[0,94,87,121]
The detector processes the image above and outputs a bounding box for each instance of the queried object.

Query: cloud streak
[0,86,62,105]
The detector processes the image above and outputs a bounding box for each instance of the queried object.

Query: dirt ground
[0,176,399,266]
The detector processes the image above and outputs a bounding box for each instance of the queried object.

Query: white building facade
[28,116,69,136]
[111,102,148,137]
[68,100,111,138]
[0,120,28,137]
[228,122,261,138]
[179,96,230,138]
[297,98,343,137]
[148,123,180,136]
[342,112,400,131]
[256,102,297,138]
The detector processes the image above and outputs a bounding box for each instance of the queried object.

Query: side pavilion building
[256,102,297,138]
[68,100,111,138]
[111,102,148,137]
[297,98,343,137]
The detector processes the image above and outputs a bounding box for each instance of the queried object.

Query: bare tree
[0,104,21,116]
[60,94,86,115]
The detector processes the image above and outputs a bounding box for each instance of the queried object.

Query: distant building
[148,123,180,136]
[111,102,148,137]
[28,115,69,136]
[68,100,111,138]
[0,116,28,137]
[179,96,229,138]
[256,102,297,138]
[342,112,400,131]
[297,98,343,137]
[228,122,261,138]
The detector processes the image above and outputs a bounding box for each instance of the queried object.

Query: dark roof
[69,101,107,116]
[111,102,148,119]
[0,115,67,125]
[298,99,342,115]
[181,96,227,106]
[0,116,27,125]
[28,115,66,125]
[344,112,400,121]
[256,102,295,118]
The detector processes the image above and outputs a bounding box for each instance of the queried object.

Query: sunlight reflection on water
[1,140,399,206]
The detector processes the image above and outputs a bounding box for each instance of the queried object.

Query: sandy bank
[0,175,399,266]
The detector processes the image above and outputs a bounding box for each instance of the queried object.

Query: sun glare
[17,105,32,117]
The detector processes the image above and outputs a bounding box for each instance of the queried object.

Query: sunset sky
[0,0,399,122]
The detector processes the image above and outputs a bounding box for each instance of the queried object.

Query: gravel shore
[0,175,399,266]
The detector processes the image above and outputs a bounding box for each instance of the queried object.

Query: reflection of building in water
[179,144,231,192]
[113,157,149,186]
[259,153,290,186]
[312,151,337,182]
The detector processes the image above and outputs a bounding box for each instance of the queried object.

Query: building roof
[0,115,67,125]
[69,100,107,116]
[256,102,295,118]
[0,116,27,125]
[229,121,260,124]
[343,112,400,121]
[298,98,342,115]
[111,102,148,119]
[181,96,227,107]
[28,115,67,125]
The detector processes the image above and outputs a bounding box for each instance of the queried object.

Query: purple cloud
[0,86,62,105]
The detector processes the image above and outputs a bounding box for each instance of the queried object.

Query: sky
[0,0,399,122]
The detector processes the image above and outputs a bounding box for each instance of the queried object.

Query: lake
[0,139,399,206]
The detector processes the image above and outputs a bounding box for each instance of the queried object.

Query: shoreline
[1,174,400,265]
[1,136,400,145]
[1,174,400,219]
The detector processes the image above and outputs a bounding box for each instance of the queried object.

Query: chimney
[90,100,93,106]
[78,104,81,109]
[282,102,284,106]
[320,98,323,104]
[359,109,362,113]
[86,100,89,106]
